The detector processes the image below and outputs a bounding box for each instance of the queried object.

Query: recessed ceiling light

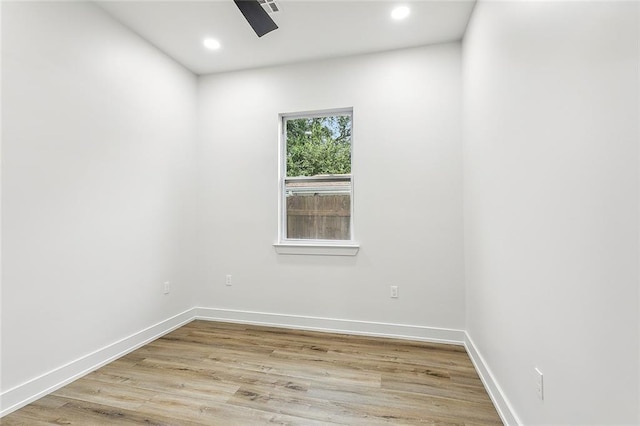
[391,6,410,20]
[203,38,221,50]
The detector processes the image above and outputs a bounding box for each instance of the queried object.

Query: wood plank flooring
[1,320,502,425]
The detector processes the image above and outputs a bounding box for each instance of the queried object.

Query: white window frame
[274,108,359,256]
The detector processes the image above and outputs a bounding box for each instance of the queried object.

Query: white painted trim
[0,307,196,417]
[273,242,359,256]
[195,307,464,345]
[464,332,522,426]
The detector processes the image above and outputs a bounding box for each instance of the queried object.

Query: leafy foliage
[286,115,351,177]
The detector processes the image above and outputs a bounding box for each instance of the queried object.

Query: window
[276,108,358,255]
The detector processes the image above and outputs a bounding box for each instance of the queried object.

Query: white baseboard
[464,332,521,426]
[0,307,196,417]
[195,307,465,345]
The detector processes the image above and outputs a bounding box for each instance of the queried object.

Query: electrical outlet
[535,367,544,401]
[390,285,399,298]
[163,281,170,295]
[225,275,232,286]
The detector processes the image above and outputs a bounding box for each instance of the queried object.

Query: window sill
[273,242,360,256]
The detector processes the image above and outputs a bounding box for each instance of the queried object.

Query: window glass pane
[282,111,353,242]
[285,178,351,240]
[285,115,351,177]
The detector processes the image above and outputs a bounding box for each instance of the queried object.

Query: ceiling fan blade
[233,0,278,38]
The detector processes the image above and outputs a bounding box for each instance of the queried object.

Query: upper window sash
[283,108,353,122]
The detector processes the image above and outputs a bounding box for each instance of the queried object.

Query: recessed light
[203,38,221,50]
[391,6,410,20]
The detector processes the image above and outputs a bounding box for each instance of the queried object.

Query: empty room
[1,0,639,424]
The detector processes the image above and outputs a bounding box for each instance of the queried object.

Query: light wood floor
[2,320,502,425]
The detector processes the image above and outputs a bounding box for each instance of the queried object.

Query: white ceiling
[97,0,476,75]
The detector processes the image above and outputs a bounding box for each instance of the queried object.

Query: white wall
[1,0,198,402]
[197,44,464,333]
[463,1,639,424]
